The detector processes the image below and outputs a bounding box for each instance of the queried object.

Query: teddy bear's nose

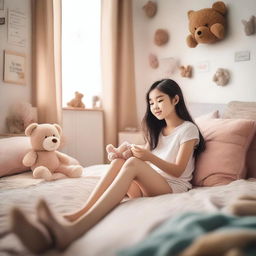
[52,138,57,143]
[197,31,202,35]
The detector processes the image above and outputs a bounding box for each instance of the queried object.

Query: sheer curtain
[101,0,138,151]
[31,0,62,124]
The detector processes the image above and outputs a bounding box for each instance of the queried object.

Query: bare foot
[228,200,256,216]
[238,194,256,201]
[10,207,53,254]
[37,199,74,251]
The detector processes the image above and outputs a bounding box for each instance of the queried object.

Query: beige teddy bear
[22,123,83,181]
[106,141,133,162]
[186,1,227,48]
[67,91,85,108]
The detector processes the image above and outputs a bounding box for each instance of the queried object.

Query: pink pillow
[0,137,31,177]
[221,101,256,178]
[247,134,256,178]
[193,118,256,186]
[195,110,219,121]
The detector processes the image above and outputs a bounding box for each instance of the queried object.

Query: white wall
[0,0,32,133]
[133,0,256,122]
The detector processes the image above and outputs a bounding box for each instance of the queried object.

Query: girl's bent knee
[110,158,126,166]
[123,157,140,168]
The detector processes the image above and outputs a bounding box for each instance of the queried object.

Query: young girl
[10,79,205,253]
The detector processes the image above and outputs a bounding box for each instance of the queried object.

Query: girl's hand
[131,145,152,161]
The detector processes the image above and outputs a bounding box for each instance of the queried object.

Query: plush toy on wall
[154,29,169,46]
[67,91,85,108]
[186,1,227,48]
[179,65,193,78]
[213,68,230,86]
[241,15,256,36]
[106,141,133,162]
[142,1,157,18]
[149,54,159,69]
[23,123,83,181]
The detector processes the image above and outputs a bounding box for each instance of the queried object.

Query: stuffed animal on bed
[106,141,133,162]
[22,123,83,181]
[186,1,227,48]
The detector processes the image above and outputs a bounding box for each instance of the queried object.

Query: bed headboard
[187,102,226,118]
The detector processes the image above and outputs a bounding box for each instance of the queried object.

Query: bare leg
[37,157,172,251]
[64,159,126,221]
[126,181,143,198]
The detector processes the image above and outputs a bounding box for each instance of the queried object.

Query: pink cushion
[0,137,31,177]
[221,101,256,178]
[195,110,219,121]
[193,118,256,186]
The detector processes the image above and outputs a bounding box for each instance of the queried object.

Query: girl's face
[148,88,178,120]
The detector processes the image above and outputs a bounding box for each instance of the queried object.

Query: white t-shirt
[150,121,199,192]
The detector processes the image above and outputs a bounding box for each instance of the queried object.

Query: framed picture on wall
[3,50,26,85]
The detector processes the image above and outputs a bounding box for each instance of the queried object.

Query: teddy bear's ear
[187,10,194,18]
[53,124,62,136]
[212,1,227,15]
[25,123,38,136]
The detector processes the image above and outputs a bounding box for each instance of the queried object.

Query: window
[62,0,102,108]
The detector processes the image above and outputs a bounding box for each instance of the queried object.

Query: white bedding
[1,164,256,256]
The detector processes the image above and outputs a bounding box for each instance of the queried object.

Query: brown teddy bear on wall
[67,91,85,108]
[179,65,192,78]
[186,1,227,48]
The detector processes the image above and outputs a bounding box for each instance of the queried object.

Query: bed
[0,101,256,256]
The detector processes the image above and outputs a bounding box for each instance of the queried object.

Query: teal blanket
[118,212,256,256]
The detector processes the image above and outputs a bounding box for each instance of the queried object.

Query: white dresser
[62,108,104,167]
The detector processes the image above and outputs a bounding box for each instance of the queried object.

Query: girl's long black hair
[142,79,205,159]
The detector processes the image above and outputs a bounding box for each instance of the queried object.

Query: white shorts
[166,179,189,194]
[149,164,190,194]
